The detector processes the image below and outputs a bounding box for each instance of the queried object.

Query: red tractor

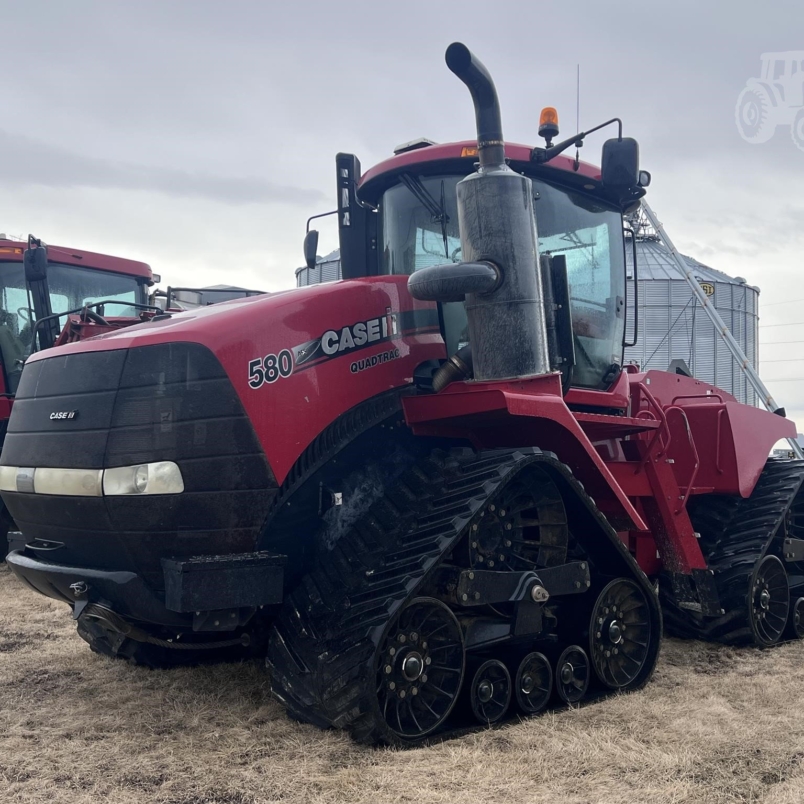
[0,235,158,553]
[2,44,801,745]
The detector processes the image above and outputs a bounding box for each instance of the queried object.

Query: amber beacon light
[538,106,559,146]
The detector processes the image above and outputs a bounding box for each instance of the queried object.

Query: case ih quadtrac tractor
[3,44,803,745]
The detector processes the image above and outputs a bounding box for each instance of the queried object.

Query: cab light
[538,107,560,142]
[461,146,478,158]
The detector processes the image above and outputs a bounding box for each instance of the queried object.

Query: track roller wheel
[555,645,589,704]
[468,659,511,724]
[589,578,653,689]
[467,469,568,578]
[374,598,464,741]
[514,651,552,715]
[787,597,804,640]
[749,555,789,646]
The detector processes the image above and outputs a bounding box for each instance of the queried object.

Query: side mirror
[601,137,640,191]
[23,243,49,282]
[303,230,319,271]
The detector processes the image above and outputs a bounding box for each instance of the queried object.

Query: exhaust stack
[408,43,550,382]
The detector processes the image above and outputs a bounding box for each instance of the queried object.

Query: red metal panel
[720,403,796,496]
[565,370,630,411]
[24,277,446,485]
[639,448,707,573]
[607,462,651,497]
[403,375,647,531]
[632,370,795,497]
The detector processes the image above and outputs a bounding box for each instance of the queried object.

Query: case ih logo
[49,410,78,420]
[246,308,440,390]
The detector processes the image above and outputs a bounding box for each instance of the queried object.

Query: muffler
[408,42,551,382]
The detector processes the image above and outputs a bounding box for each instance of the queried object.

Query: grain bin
[625,232,759,405]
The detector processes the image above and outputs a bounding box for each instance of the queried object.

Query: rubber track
[661,459,804,644]
[76,615,262,669]
[267,447,552,744]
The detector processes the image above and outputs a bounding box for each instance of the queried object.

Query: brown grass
[2,565,804,804]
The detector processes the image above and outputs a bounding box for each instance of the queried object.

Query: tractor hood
[15,276,446,485]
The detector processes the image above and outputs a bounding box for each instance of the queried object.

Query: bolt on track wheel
[749,555,789,646]
[514,651,552,715]
[589,578,653,689]
[375,598,464,740]
[469,659,511,724]
[555,645,589,704]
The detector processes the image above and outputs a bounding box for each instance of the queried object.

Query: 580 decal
[248,349,294,388]
[245,308,441,391]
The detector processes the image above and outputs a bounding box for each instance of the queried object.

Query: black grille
[0,343,278,587]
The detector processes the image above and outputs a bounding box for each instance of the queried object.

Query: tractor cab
[0,237,153,394]
[325,138,646,391]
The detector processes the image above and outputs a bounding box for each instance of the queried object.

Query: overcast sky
[3,0,804,419]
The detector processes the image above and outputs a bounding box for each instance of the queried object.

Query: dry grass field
[3,565,804,804]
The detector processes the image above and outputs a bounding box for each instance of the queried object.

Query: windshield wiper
[400,174,451,259]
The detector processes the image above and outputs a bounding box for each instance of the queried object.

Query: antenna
[576,64,580,132]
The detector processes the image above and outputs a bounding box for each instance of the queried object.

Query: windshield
[381,174,626,389]
[0,260,145,393]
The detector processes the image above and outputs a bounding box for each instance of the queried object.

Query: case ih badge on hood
[247,309,438,389]
[49,410,78,420]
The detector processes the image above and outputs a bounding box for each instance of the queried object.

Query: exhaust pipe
[408,43,551,382]
[444,43,505,170]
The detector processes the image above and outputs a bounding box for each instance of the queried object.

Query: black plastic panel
[15,350,126,399]
[162,552,285,612]
[0,342,278,589]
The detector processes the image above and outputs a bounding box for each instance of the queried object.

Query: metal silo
[624,233,760,405]
[295,249,342,287]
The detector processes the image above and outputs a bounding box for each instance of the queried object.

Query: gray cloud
[0,130,325,207]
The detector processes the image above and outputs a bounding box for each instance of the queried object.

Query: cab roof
[0,239,152,281]
[358,140,602,203]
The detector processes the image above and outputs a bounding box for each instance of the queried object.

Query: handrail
[671,393,724,405]
[715,408,725,475]
[30,300,161,352]
[664,405,700,512]
[632,380,671,474]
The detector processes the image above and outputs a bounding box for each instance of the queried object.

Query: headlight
[0,466,17,492]
[0,462,184,496]
[103,462,185,495]
[33,468,103,497]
